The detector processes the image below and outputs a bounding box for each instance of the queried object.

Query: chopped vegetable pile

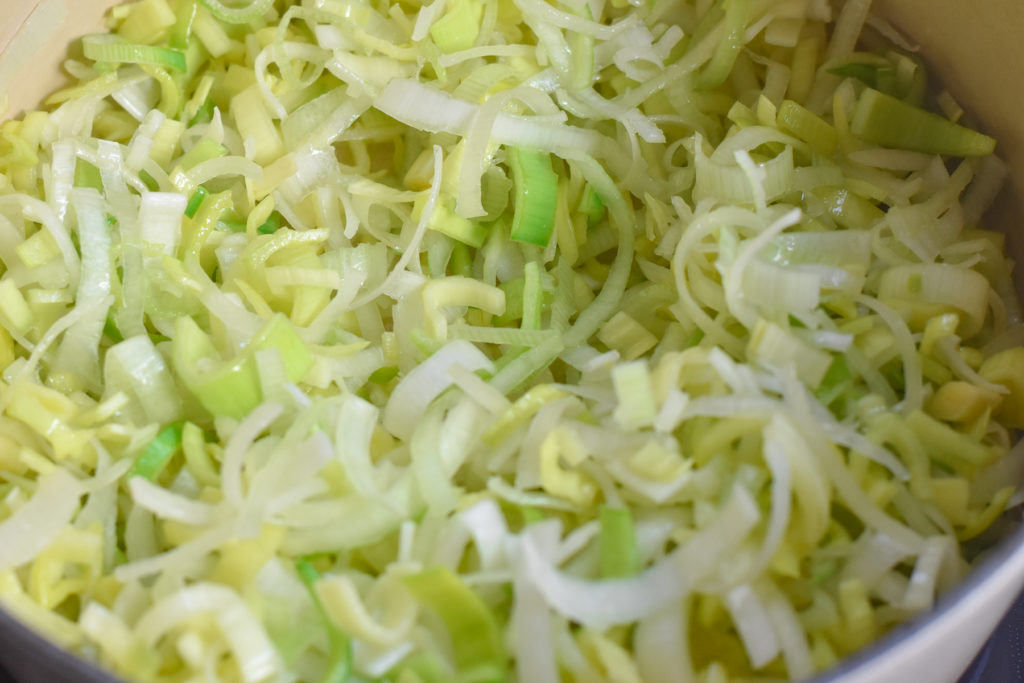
[0,0,1023,681]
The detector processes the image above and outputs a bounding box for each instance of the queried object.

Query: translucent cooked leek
[127,422,184,480]
[171,314,313,419]
[429,0,484,54]
[850,87,996,156]
[82,35,187,72]
[508,146,559,246]
[184,185,206,218]
[599,506,639,578]
[403,567,506,676]
[0,0,1021,682]
[198,0,274,24]
[295,560,352,683]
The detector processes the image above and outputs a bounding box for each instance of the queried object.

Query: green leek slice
[403,567,506,677]
[128,422,185,480]
[850,87,995,156]
[171,314,314,419]
[82,34,187,72]
[508,147,558,247]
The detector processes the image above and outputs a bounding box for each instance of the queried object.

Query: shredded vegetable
[0,0,1021,681]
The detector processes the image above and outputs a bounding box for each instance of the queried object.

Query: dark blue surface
[960,588,1024,683]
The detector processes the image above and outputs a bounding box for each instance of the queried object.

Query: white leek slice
[383,339,494,440]
[0,469,81,572]
[135,583,282,683]
[374,79,603,155]
[520,486,759,627]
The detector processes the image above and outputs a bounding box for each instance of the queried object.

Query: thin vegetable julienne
[403,567,507,678]
[850,87,996,156]
[128,422,184,480]
[508,147,558,247]
[296,560,352,683]
[82,35,187,72]
[599,506,639,578]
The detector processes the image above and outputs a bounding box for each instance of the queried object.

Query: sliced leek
[0,1,1018,683]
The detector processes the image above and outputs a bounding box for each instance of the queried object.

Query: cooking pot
[1,1,1023,682]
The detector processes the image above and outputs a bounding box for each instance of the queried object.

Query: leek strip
[253,48,288,121]
[283,92,372,150]
[750,418,794,575]
[550,258,575,333]
[762,583,815,679]
[296,560,353,683]
[521,486,759,627]
[489,336,565,395]
[635,602,695,683]
[695,0,749,90]
[82,35,186,72]
[512,569,558,683]
[182,191,232,266]
[723,208,804,329]
[104,336,183,425]
[671,208,758,357]
[172,315,312,419]
[430,0,483,53]
[521,261,544,330]
[509,148,558,246]
[0,195,80,291]
[115,519,228,580]
[411,398,460,511]
[185,155,262,188]
[141,65,181,118]
[412,0,448,41]
[825,0,873,61]
[458,88,517,220]
[599,507,639,578]
[726,585,780,669]
[855,294,924,415]
[128,423,185,481]
[561,154,634,348]
[512,0,631,39]
[198,0,274,24]
[850,88,996,157]
[384,339,493,440]
[128,477,218,525]
[558,89,666,143]
[449,365,511,416]
[135,583,281,682]
[805,0,871,111]
[778,99,837,154]
[566,5,595,92]
[79,604,155,677]
[0,470,82,572]
[373,79,603,156]
[221,403,284,506]
[351,146,443,308]
[185,186,207,218]
[170,0,198,48]
[780,373,925,552]
[245,228,330,268]
[404,566,506,673]
[422,277,506,339]
[5,295,112,395]
[52,190,114,392]
[438,44,535,67]
[450,324,558,346]
[878,263,990,337]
